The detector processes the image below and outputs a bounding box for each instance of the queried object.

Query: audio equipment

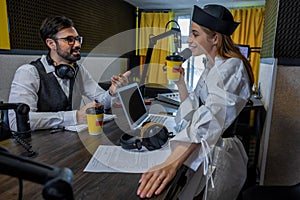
[0,147,74,200]
[0,102,35,157]
[140,20,183,85]
[157,92,180,106]
[178,48,192,62]
[120,122,173,151]
[46,54,78,79]
[165,20,182,53]
[0,102,31,139]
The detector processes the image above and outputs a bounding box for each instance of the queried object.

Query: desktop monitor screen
[238,44,250,59]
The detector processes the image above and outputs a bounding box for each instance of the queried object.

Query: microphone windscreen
[179,48,192,61]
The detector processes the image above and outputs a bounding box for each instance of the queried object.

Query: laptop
[116,82,176,132]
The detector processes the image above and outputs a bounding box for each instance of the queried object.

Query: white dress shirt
[8,55,111,131]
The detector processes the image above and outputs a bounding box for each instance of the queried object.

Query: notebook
[116,83,176,132]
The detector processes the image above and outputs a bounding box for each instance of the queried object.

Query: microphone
[0,103,31,138]
[15,103,31,136]
[0,148,74,199]
[172,27,182,53]
[178,48,192,62]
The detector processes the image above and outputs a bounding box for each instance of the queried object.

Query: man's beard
[56,47,81,63]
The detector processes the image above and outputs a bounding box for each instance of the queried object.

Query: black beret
[192,4,240,35]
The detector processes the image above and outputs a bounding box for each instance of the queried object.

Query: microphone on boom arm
[172,27,181,54]
[178,48,192,62]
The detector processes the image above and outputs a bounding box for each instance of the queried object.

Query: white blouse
[170,56,251,171]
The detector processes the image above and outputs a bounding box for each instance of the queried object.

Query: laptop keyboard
[148,115,167,124]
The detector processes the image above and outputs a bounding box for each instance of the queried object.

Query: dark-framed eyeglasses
[53,36,83,45]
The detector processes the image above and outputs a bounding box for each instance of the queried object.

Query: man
[8,15,130,131]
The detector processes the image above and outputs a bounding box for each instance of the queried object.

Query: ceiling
[123,0,265,10]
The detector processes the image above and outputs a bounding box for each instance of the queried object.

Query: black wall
[260,0,300,65]
[6,0,136,54]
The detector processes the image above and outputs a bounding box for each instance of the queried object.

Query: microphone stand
[0,147,74,200]
[0,102,36,157]
[0,102,31,139]
[140,27,181,97]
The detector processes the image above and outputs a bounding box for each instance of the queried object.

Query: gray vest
[30,59,73,112]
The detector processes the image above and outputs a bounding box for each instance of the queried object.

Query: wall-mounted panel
[6,0,136,54]
[261,0,300,62]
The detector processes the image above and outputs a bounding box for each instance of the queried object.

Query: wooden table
[0,119,175,200]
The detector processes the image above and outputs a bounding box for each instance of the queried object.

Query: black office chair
[242,182,300,200]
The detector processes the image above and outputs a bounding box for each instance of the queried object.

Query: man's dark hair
[40,16,74,45]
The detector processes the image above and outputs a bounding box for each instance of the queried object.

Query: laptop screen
[117,83,147,127]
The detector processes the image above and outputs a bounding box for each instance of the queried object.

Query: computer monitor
[238,44,251,59]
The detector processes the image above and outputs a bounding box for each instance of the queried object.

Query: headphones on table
[120,122,174,151]
[46,54,78,79]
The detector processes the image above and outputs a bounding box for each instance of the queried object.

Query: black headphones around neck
[46,54,78,79]
[120,122,174,151]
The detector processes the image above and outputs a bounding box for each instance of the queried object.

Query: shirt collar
[214,56,226,67]
[41,55,55,74]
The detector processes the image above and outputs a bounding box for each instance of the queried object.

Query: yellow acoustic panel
[0,0,10,50]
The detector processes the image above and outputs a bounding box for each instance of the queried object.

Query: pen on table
[50,127,65,134]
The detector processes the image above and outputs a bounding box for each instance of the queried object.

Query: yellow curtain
[0,0,10,49]
[231,7,265,85]
[139,12,174,85]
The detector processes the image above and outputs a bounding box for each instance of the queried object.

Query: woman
[137,4,254,200]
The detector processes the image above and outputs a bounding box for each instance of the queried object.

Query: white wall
[0,54,40,102]
[258,58,300,185]
[0,54,127,102]
[257,58,277,184]
[80,56,127,83]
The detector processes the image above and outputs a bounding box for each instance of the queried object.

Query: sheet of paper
[65,114,116,132]
[65,124,88,132]
[84,145,171,173]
